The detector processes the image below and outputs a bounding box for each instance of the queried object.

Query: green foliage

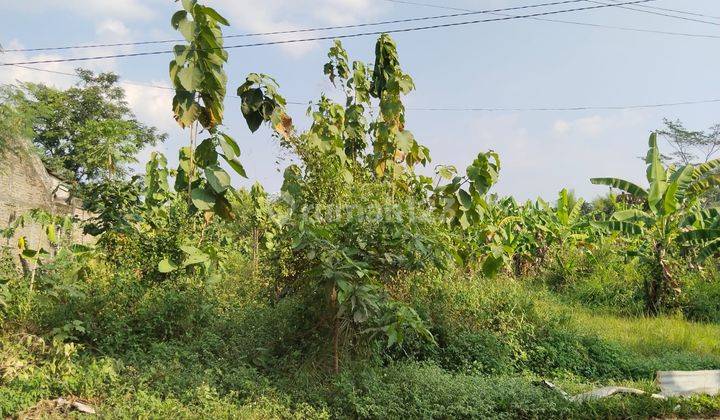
[170,1,229,130]
[0,87,34,153]
[169,1,247,221]
[273,185,449,364]
[329,362,573,419]
[237,73,290,134]
[682,270,720,323]
[81,176,144,235]
[369,35,429,179]
[591,133,720,313]
[3,70,166,187]
[3,6,720,416]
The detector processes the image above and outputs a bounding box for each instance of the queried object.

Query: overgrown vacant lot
[2,265,720,418]
[2,1,720,418]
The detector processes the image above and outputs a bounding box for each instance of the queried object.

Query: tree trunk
[331,284,340,374]
[646,245,675,315]
[252,228,259,278]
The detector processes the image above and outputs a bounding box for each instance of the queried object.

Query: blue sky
[2,0,719,200]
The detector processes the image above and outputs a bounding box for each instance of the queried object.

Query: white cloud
[552,119,570,135]
[212,0,388,57]
[552,111,649,139]
[5,0,155,21]
[122,80,179,134]
[420,110,653,201]
[96,19,131,39]
[121,80,187,173]
[313,0,378,25]
[0,41,77,87]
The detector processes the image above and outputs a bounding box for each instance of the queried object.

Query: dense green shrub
[682,266,720,323]
[328,362,574,419]
[539,243,646,315]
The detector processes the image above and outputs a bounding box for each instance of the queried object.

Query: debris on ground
[539,370,720,403]
[537,380,665,402]
[657,370,720,397]
[18,397,96,418]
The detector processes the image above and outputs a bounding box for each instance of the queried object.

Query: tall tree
[658,119,720,205]
[658,118,720,166]
[5,69,167,187]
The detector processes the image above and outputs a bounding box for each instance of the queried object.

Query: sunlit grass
[540,296,720,359]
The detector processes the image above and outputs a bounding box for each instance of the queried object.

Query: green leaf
[205,165,232,193]
[190,187,215,211]
[590,177,647,198]
[568,198,585,224]
[178,65,203,91]
[239,87,264,111]
[557,188,570,225]
[45,224,57,245]
[482,254,504,278]
[646,133,668,214]
[612,209,653,226]
[173,45,190,66]
[698,239,720,261]
[466,151,500,196]
[169,60,180,84]
[218,133,240,159]
[173,94,200,127]
[171,10,187,29]
[663,164,695,214]
[199,5,229,26]
[21,249,39,259]
[436,165,456,180]
[457,189,473,210]
[692,158,720,182]
[214,194,234,220]
[687,158,720,197]
[222,155,247,178]
[181,0,197,12]
[591,220,643,235]
[395,130,414,152]
[180,245,209,267]
[178,18,196,42]
[678,229,720,245]
[158,258,178,273]
[195,138,218,168]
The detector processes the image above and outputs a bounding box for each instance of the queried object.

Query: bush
[328,362,573,419]
[683,268,720,323]
[392,274,657,381]
[539,244,646,315]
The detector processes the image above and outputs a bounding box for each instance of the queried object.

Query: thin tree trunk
[333,315,340,374]
[252,228,259,278]
[331,284,340,374]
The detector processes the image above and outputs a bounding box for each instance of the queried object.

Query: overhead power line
[8,64,307,104]
[408,99,720,112]
[593,0,720,27]
[11,63,720,113]
[0,0,654,67]
[608,0,720,20]
[381,0,720,40]
[3,0,588,53]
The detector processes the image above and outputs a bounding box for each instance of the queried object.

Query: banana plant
[590,132,720,313]
[677,207,720,262]
[534,189,590,245]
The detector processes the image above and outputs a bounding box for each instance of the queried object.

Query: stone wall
[0,137,92,256]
